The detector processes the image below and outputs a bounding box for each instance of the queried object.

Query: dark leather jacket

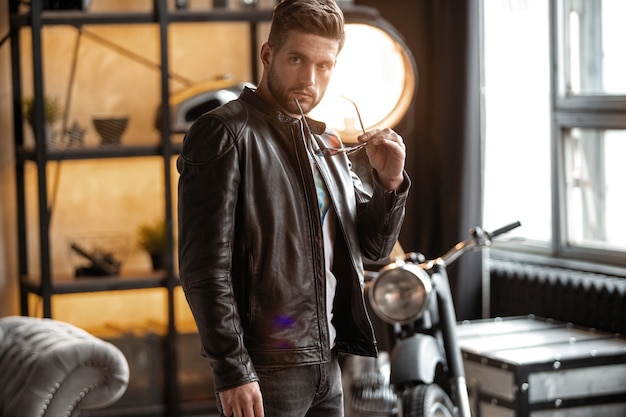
[177,87,410,393]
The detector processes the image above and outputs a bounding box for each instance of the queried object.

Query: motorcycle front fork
[449,376,472,417]
[431,265,472,417]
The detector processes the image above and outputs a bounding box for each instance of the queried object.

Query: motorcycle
[344,222,521,417]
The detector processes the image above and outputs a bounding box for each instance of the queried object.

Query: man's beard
[266,63,321,115]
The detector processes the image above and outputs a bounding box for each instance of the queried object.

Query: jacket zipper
[294,119,329,357]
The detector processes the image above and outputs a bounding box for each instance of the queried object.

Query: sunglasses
[295,96,367,157]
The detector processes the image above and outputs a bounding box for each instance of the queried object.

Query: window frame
[484,0,626,272]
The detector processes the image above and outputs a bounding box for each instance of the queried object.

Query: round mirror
[309,10,418,143]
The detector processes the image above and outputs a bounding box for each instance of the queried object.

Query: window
[482,0,551,245]
[482,0,626,267]
[563,127,626,251]
[558,0,626,97]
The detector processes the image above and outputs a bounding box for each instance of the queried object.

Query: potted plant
[136,219,167,270]
[23,96,62,147]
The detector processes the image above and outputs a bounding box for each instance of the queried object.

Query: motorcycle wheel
[402,384,455,417]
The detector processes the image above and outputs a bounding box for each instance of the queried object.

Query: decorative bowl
[93,116,129,145]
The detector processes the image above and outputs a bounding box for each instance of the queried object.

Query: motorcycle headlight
[368,261,432,325]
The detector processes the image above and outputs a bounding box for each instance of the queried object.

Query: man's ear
[260,42,272,66]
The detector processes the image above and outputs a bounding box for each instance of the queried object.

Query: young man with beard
[177,1,410,416]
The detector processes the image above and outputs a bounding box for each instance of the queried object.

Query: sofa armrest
[0,316,129,417]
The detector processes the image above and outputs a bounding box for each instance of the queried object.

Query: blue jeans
[219,353,344,417]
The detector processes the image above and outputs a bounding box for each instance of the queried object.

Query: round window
[309,13,418,143]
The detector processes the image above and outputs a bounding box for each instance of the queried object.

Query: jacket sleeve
[356,169,411,261]
[177,112,258,393]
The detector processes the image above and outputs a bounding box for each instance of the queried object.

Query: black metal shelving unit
[8,1,271,415]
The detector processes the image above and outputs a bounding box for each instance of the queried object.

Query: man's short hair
[268,0,346,52]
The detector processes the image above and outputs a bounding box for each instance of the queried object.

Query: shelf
[9,1,269,414]
[16,143,182,161]
[11,8,273,27]
[169,9,273,24]
[11,11,156,26]
[21,271,174,294]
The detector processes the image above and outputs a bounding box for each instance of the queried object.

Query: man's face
[262,30,340,117]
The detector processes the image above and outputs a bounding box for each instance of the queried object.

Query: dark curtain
[356,0,483,319]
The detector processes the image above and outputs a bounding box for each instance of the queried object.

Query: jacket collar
[240,87,327,135]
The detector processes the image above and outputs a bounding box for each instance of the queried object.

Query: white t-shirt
[310,155,338,348]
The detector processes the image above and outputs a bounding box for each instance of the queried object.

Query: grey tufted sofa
[0,315,130,417]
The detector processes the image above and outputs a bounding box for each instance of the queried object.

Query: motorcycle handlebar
[488,221,522,239]
[436,221,521,267]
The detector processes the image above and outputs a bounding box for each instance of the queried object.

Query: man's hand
[219,381,264,417]
[359,128,406,192]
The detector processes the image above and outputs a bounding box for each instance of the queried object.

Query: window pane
[482,1,551,243]
[560,0,626,96]
[563,128,626,250]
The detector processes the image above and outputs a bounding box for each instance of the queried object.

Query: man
[177,1,410,416]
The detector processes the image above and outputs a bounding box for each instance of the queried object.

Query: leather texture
[0,316,129,417]
[178,87,410,392]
